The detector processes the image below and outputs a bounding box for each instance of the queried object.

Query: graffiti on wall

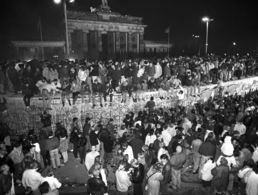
[3,76,258,134]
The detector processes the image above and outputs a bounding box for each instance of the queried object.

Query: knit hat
[221,136,234,156]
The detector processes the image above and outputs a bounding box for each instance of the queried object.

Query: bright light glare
[192,34,200,38]
[233,42,236,46]
[202,17,209,22]
[54,0,61,4]
[69,0,75,3]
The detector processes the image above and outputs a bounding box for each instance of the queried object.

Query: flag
[165,27,170,34]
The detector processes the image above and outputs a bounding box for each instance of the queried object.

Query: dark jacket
[89,131,99,146]
[145,149,157,168]
[40,113,51,127]
[130,137,144,159]
[87,177,107,195]
[162,163,172,184]
[153,139,162,155]
[89,65,99,77]
[92,83,102,93]
[0,173,12,195]
[70,130,79,144]
[100,133,114,153]
[211,164,229,192]
[83,122,91,137]
[74,136,87,148]
[145,100,155,111]
[131,163,145,184]
[22,81,33,96]
[199,141,217,157]
[45,136,59,151]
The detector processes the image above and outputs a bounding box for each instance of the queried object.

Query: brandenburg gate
[67,3,146,59]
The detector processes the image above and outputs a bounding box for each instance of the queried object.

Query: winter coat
[74,136,87,148]
[146,167,163,195]
[252,147,258,163]
[42,67,51,81]
[45,136,60,151]
[59,137,68,153]
[163,65,171,78]
[89,65,99,77]
[246,170,258,195]
[146,65,155,77]
[130,137,144,159]
[92,83,102,94]
[90,131,99,146]
[154,63,162,79]
[71,79,81,93]
[200,159,216,181]
[199,141,216,158]
[170,152,186,170]
[22,83,33,96]
[87,177,107,195]
[78,69,88,82]
[211,164,229,192]
[131,163,145,184]
[162,163,172,184]
[0,173,12,195]
[70,130,79,144]
[221,136,234,156]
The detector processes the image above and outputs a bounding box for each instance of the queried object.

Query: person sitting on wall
[145,96,155,113]
[91,78,103,108]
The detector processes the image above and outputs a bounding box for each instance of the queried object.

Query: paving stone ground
[54,152,216,195]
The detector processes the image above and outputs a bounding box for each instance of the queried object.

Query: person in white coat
[252,145,258,163]
[154,62,162,79]
[122,142,134,163]
[145,129,156,146]
[245,163,258,195]
[200,157,216,187]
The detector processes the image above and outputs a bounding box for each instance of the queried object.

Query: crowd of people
[0,54,257,108]
[0,53,258,195]
[1,75,258,195]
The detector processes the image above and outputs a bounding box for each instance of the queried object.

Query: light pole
[192,34,200,55]
[54,0,74,58]
[202,16,213,56]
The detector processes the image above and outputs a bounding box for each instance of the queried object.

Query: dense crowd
[0,54,257,108]
[1,79,258,195]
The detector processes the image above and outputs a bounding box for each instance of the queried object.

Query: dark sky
[0,0,258,56]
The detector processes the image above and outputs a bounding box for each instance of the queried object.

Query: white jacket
[246,171,258,195]
[123,145,134,163]
[78,69,88,82]
[154,63,162,79]
[200,159,216,181]
[115,170,131,192]
[137,67,145,78]
[252,147,258,163]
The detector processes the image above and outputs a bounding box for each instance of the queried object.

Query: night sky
[0,0,258,58]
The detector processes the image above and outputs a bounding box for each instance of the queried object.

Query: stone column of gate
[82,31,88,57]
